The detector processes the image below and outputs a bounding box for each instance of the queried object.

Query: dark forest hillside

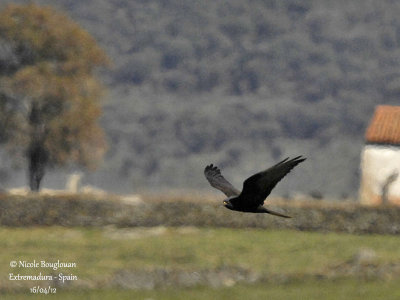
[0,0,399,197]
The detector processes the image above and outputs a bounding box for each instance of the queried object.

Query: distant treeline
[0,0,399,196]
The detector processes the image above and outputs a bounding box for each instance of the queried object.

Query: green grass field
[3,280,400,300]
[0,226,399,299]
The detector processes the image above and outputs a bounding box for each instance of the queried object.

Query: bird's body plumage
[204,156,306,218]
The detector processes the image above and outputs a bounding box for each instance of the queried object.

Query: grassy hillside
[0,0,400,196]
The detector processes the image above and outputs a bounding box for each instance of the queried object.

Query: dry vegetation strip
[1,194,400,235]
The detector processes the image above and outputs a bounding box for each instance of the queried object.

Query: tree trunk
[28,142,48,192]
[27,101,48,192]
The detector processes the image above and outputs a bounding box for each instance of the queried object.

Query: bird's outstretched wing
[238,156,306,207]
[204,164,241,197]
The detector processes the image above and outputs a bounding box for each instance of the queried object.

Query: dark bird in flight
[204,156,306,218]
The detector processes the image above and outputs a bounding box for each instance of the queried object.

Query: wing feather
[238,156,306,207]
[204,164,241,197]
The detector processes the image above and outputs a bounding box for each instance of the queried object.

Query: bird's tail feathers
[262,207,291,218]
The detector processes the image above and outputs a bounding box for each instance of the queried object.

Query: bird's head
[223,198,234,210]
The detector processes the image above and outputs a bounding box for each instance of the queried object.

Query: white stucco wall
[359,145,400,205]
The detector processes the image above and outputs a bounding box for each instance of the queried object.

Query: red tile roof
[365,105,400,145]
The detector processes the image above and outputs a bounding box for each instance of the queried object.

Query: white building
[359,105,400,205]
